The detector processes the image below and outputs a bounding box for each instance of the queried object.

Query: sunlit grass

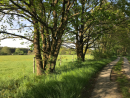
[0,54,116,98]
[113,57,130,98]
[0,55,93,78]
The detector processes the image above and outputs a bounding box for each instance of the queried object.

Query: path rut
[90,57,121,98]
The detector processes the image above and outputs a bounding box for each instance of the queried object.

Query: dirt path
[90,57,122,98]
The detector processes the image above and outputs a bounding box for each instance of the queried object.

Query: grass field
[0,54,117,98]
[0,55,93,78]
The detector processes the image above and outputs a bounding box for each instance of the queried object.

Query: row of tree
[92,16,130,59]
[0,46,92,55]
[59,46,92,55]
[0,46,30,55]
[0,0,130,75]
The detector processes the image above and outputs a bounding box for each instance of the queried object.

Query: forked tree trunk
[37,0,69,73]
[49,38,62,72]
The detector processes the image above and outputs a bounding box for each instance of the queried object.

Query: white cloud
[0,14,33,48]
[0,38,32,48]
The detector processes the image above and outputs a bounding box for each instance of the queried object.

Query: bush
[92,50,113,60]
[24,53,27,55]
[0,52,7,55]
[15,48,25,55]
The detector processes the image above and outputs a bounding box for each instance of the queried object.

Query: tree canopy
[0,0,130,75]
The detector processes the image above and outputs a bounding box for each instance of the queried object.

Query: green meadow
[0,55,117,98]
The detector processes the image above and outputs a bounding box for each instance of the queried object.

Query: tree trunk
[50,60,56,72]
[50,35,62,72]
[76,45,85,61]
[34,21,43,75]
[76,0,85,62]
[40,25,47,71]
[76,33,84,62]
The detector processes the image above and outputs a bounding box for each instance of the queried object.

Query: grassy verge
[0,55,117,98]
[111,57,130,98]
[125,55,130,64]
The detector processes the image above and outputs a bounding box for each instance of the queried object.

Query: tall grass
[112,57,130,98]
[0,55,116,98]
[125,55,130,62]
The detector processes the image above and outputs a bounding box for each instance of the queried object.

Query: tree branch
[19,0,30,7]
[0,31,33,42]
[0,36,21,40]
[9,0,53,30]
[9,0,34,17]
[1,11,33,23]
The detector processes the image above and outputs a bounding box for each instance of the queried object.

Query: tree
[28,50,32,55]
[1,0,129,75]
[15,48,20,54]
[15,48,24,55]
[62,1,112,61]
[0,0,80,75]
[62,0,103,61]
[92,16,130,59]
[63,0,129,61]
[1,46,11,55]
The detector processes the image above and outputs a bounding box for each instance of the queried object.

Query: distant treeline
[0,46,33,55]
[0,46,92,55]
[59,46,92,55]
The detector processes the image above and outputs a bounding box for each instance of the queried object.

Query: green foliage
[15,48,24,55]
[15,48,21,53]
[1,46,11,55]
[84,49,92,54]
[27,50,34,55]
[113,57,130,98]
[0,55,116,98]
[59,47,67,55]
[113,57,123,71]
[59,47,76,55]
[92,50,114,60]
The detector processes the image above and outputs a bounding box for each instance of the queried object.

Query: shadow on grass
[0,56,117,98]
[20,75,91,98]
[55,56,117,74]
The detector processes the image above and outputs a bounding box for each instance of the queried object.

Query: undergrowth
[0,55,117,98]
[113,57,130,98]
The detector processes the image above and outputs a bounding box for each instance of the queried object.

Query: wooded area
[0,0,130,75]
